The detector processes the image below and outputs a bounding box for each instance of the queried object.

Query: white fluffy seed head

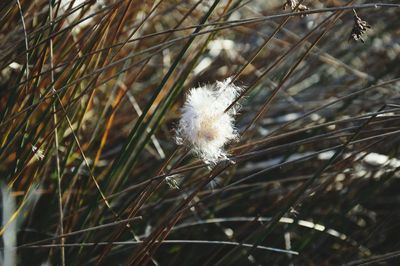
[176,78,243,165]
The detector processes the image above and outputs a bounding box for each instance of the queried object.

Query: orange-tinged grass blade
[93,86,126,166]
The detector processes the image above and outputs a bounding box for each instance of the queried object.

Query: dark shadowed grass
[0,0,400,265]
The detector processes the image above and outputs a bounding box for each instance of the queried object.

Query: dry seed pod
[283,0,309,13]
[349,9,371,43]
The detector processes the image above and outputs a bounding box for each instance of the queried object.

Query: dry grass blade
[0,1,399,265]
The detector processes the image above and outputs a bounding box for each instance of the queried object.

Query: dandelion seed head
[176,78,243,165]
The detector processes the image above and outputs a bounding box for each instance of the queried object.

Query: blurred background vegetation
[0,0,399,265]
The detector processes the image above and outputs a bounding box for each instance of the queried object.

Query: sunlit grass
[0,0,399,265]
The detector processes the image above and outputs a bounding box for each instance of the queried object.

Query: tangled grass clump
[0,0,400,265]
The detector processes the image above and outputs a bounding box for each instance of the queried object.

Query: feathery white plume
[176,78,243,165]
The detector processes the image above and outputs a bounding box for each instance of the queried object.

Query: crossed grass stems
[0,0,399,265]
